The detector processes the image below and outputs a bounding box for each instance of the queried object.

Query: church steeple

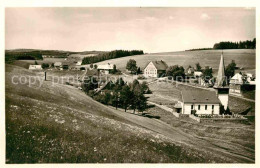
[214,53,228,88]
[214,52,229,110]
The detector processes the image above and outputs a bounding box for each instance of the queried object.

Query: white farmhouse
[97,63,114,74]
[143,60,168,78]
[29,65,42,70]
[181,90,220,115]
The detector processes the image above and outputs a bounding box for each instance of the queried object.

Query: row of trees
[213,38,256,49]
[82,77,150,113]
[82,50,144,65]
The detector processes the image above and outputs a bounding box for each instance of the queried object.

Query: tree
[81,76,99,94]
[90,64,94,69]
[126,59,137,74]
[51,63,54,67]
[225,60,236,84]
[137,67,142,74]
[195,63,202,71]
[140,81,149,94]
[41,63,49,69]
[34,61,38,65]
[202,66,213,82]
[120,85,132,112]
[128,79,148,114]
[111,64,117,74]
[166,65,185,81]
[94,64,98,69]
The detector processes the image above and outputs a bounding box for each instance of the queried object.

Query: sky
[5,7,255,53]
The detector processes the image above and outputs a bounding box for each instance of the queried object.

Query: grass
[92,49,255,72]
[6,64,229,163]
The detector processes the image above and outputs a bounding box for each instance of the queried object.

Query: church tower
[214,53,229,110]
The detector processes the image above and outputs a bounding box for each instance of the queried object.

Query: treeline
[5,51,43,63]
[82,50,144,65]
[185,48,213,51]
[213,38,256,49]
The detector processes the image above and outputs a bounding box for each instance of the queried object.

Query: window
[205,105,207,110]
[212,105,214,110]
[191,105,193,109]
[198,105,200,110]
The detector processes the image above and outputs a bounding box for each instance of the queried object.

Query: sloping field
[5,64,227,163]
[5,65,255,163]
[93,49,255,72]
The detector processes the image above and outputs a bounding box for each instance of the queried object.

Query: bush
[41,63,49,69]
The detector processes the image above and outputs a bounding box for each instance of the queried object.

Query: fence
[189,114,248,123]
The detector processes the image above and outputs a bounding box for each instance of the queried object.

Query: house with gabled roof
[181,90,220,115]
[97,63,114,74]
[143,60,168,78]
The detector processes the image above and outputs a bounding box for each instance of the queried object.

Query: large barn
[143,60,168,78]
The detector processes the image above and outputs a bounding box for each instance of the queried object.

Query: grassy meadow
[93,49,255,73]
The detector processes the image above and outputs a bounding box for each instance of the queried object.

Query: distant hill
[5,49,106,63]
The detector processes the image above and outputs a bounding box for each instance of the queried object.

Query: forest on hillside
[213,38,256,49]
[82,50,144,65]
[5,51,43,63]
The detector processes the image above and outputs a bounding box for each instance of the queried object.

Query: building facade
[143,61,168,78]
[181,90,220,115]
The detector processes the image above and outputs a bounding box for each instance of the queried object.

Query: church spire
[214,53,228,88]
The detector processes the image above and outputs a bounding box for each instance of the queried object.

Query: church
[180,53,229,115]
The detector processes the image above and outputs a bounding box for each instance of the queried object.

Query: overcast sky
[5,8,255,53]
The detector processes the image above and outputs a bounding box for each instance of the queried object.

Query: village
[25,50,255,123]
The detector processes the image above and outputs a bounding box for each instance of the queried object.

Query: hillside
[4,65,219,163]
[5,64,255,163]
[90,49,255,72]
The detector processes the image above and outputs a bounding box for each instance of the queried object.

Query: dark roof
[182,90,220,104]
[144,60,168,70]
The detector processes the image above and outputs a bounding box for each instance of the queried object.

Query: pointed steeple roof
[214,53,228,88]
